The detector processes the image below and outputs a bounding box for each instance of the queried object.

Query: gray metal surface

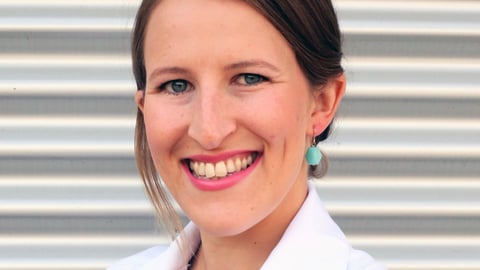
[0,0,479,269]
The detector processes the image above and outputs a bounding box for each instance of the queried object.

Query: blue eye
[171,80,188,92]
[238,74,266,85]
[160,79,191,95]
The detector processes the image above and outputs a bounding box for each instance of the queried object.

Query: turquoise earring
[306,127,322,165]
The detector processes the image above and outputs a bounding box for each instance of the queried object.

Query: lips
[186,152,258,180]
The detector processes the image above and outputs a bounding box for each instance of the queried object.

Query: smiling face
[139,0,323,237]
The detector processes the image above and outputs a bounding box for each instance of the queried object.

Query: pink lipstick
[182,151,261,191]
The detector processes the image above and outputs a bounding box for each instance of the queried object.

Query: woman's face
[140,0,320,237]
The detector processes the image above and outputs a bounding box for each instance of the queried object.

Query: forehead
[147,0,264,31]
[143,0,292,69]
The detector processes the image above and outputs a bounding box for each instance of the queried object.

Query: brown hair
[132,0,343,238]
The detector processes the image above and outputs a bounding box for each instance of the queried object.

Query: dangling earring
[305,127,322,166]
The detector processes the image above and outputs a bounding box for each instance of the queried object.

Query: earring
[306,127,322,166]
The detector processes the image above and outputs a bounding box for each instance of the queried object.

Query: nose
[187,90,236,150]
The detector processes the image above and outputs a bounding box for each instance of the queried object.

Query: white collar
[141,181,350,270]
[260,181,350,269]
[141,222,199,270]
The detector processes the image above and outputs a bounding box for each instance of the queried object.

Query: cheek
[143,111,165,148]
[142,102,186,156]
[261,94,309,137]
[142,103,189,193]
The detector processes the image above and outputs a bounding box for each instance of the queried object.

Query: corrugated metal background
[1,0,479,269]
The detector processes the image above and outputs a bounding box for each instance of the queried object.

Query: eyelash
[156,73,269,95]
[234,73,268,86]
[158,79,192,96]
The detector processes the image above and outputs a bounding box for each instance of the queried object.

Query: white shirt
[108,182,387,270]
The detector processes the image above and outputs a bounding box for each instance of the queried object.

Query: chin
[194,215,259,238]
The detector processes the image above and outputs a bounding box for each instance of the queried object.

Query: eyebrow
[148,59,280,81]
[225,60,280,72]
[148,67,190,81]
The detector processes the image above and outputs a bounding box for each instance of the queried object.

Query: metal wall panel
[1,0,479,269]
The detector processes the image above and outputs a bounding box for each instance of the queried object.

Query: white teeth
[193,162,199,172]
[198,162,205,176]
[205,163,215,178]
[215,161,227,177]
[226,159,235,173]
[189,153,257,180]
[235,158,242,171]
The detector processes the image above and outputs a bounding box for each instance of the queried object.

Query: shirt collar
[260,181,350,269]
[141,222,200,270]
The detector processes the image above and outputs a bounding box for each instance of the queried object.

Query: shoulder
[106,245,168,270]
[347,249,388,270]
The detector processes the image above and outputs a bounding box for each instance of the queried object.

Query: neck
[191,179,308,270]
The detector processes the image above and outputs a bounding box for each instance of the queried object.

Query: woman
[109,0,386,269]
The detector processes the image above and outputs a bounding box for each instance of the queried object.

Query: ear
[310,74,346,136]
[135,90,145,112]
